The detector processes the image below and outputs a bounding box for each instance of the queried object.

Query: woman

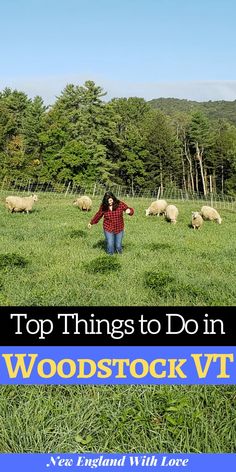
[88,191,134,255]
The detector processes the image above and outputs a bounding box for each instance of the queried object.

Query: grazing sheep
[145,199,167,216]
[73,195,92,211]
[5,194,38,214]
[165,204,179,224]
[191,211,203,230]
[200,205,222,224]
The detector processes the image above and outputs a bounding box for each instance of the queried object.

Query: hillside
[148,97,236,124]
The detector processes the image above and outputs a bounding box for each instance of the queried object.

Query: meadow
[0,193,235,306]
[0,193,235,454]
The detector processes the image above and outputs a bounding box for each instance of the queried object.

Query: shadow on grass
[14,234,26,241]
[68,229,87,238]
[143,270,225,304]
[92,239,106,250]
[0,253,29,269]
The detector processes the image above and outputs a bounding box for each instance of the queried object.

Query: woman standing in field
[88,191,134,255]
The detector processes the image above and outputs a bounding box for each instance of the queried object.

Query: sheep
[165,204,179,224]
[200,205,222,224]
[5,194,38,214]
[145,199,167,216]
[73,195,92,211]
[191,211,203,230]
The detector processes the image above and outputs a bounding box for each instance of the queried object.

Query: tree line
[0,80,236,195]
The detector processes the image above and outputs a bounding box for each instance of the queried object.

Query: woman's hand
[125,208,131,214]
[88,223,92,229]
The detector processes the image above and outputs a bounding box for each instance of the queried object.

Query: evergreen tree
[40,81,119,185]
[142,109,181,192]
[21,96,47,179]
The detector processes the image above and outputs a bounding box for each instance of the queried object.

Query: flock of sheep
[4,194,222,229]
[144,198,222,228]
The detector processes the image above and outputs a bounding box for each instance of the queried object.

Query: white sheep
[73,195,92,211]
[200,206,222,224]
[191,211,203,230]
[145,199,167,216]
[165,204,179,224]
[5,194,38,214]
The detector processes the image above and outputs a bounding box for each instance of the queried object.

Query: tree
[169,112,193,193]
[187,111,215,195]
[142,109,181,192]
[21,96,47,178]
[108,97,151,190]
[213,119,236,194]
[0,88,31,179]
[40,81,119,185]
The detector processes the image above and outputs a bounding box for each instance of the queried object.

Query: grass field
[0,193,235,454]
[0,384,235,453]
[0,193,235,306]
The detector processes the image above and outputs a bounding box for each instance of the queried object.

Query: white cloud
[1,75,236,104]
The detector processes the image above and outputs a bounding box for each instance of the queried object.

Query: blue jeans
[104,230,124,255]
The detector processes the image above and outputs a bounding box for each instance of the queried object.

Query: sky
[0,0,236,104]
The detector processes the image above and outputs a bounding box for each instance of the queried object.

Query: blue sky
[0,0,235,104]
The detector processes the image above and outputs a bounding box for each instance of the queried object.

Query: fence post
[27,179,31,194]
[1,176,7,192]
[65,181,71,197]
[70,182,76,195]
[92,182,97,197]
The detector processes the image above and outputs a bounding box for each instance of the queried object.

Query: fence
[1,178,235,211]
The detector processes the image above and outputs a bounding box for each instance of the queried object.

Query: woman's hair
[101,191,120,211]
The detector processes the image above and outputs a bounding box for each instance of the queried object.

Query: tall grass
[0,194,235,454]
[0,385,235,453]
[0,193,235,305]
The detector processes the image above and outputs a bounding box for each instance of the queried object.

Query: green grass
[0,193,235,454]
[0,385,235,453]
[0,193,235,305]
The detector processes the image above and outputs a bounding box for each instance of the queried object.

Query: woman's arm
[121,201,134,216]
[90,205,104,225]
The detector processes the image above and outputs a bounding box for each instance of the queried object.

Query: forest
[0,80,236,195]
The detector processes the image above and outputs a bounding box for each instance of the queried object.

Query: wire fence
[1,178,236,211]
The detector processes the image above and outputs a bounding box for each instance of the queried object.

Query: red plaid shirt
[90,201,134,234]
